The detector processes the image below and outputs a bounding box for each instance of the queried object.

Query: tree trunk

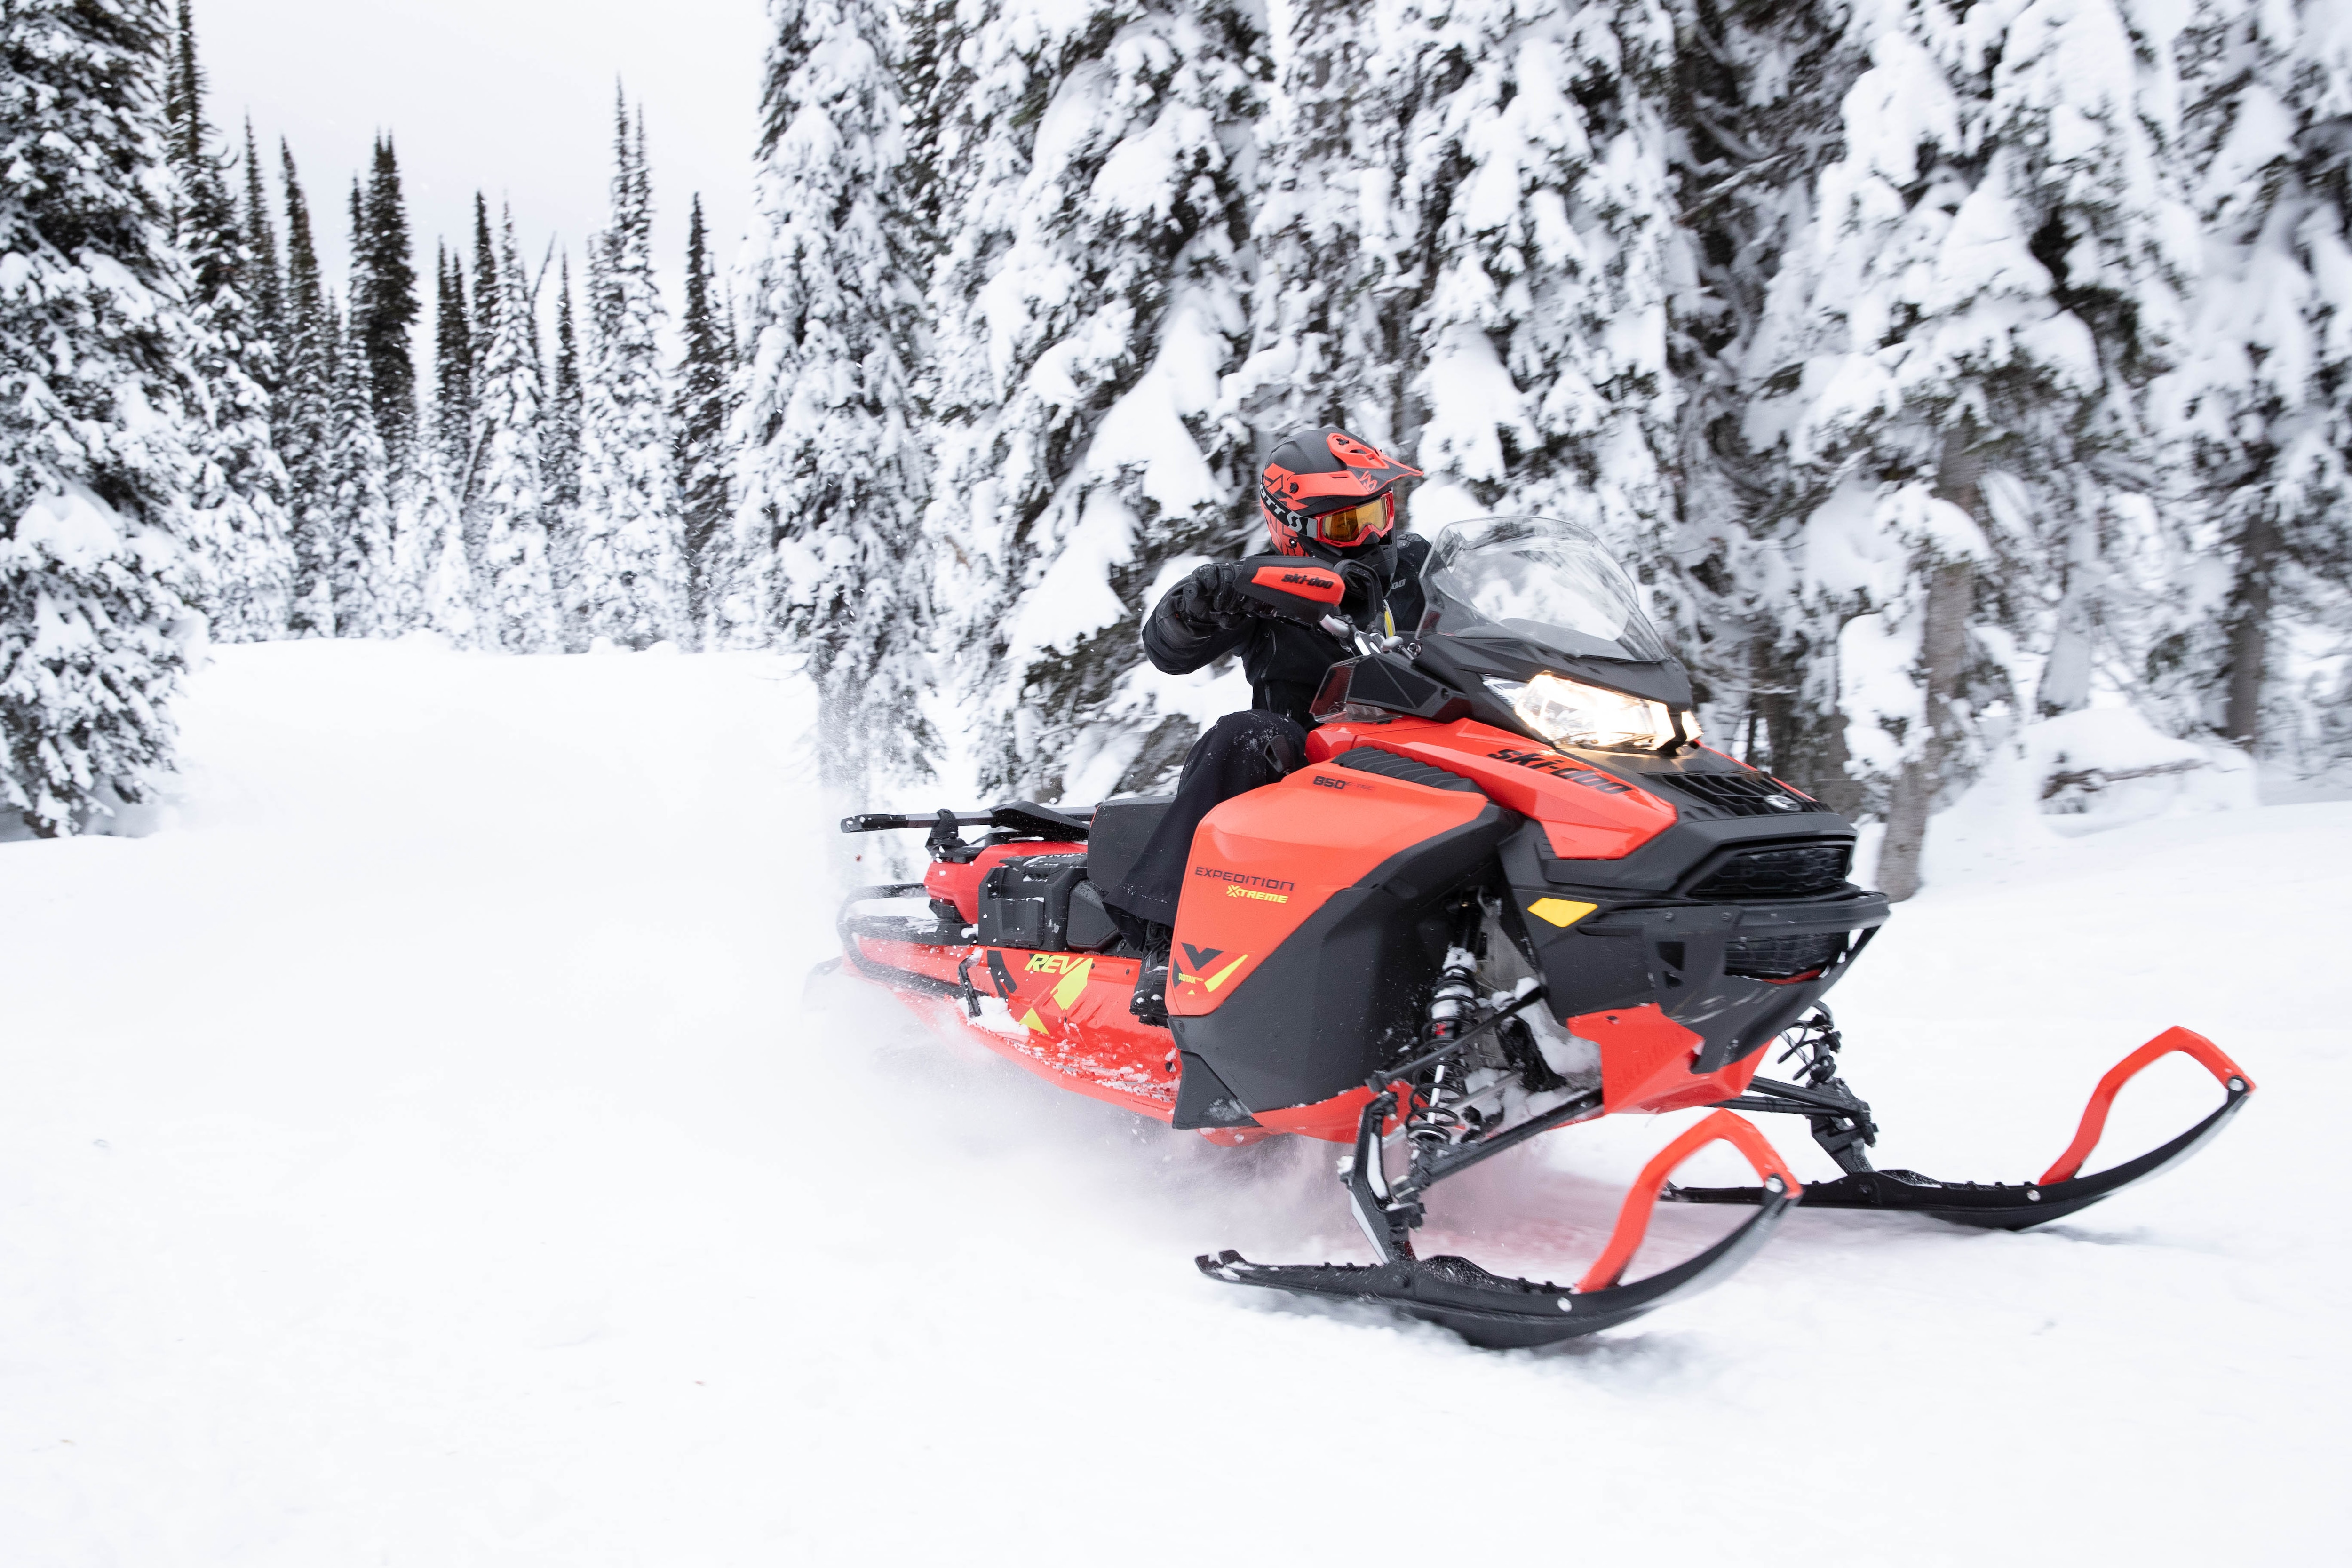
[1877,434,1979,903]
[2224,512,2276,748]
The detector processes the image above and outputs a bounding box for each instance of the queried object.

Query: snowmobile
[831,516,2256,1347]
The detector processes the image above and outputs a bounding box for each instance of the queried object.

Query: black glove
[1176,562,1256,630]
[1336,559,1382,625]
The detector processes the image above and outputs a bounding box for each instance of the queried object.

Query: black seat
[1083,794,1174,898]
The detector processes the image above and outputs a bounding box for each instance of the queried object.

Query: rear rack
[840,802,1093,839]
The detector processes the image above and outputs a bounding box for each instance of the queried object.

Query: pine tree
[472,211,555,651]
[574,96,684,649]
[355,134,420,470]
[674,194,731,647]
[1236,0,1404,444]
[736,0,937,787]
[922,0,1265,799]
[1667,0,1870,809]
[544,252,583,513]
[1726,0,2205,896]
[278,141,337,634]
[240,119,282,390]
[540,253,583,640]
[164,0,293,641]
[469,191,499,394]
[432,242,473,486]
[328,307,395,634]
[2150,1,2352,769]
[0,0,203,834]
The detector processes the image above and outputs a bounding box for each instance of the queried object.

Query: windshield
[1416,516,1671,662]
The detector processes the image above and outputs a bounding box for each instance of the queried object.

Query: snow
[1,641,2344,1562]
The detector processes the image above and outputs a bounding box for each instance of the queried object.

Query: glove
[1177,562,1257,630]
[1336,559,1382,625]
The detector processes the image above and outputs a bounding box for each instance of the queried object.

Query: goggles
[1304,493,1396,547]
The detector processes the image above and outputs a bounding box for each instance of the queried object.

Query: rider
[1100,425,1426,1021]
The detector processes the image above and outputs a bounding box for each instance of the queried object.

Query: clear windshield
[1416,516,1671,662]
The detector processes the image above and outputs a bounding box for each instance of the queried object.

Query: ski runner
[1100,427,1425,1022]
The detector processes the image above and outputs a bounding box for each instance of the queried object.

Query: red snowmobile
[833,517,2255,1346]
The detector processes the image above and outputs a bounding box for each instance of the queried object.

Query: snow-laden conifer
[540,254,585,635]
[732,0,934,787]
[674,196,733,648]
[165,0,292,641]
[1237,0,1401,440]
[471,212,555,651]
[1739,0,2201,894]
[277,142,337,635]
[574,98,684,650]
[327,309,396,635]
[431,244,473,486]
[239,120,282,387]
[0,0,203,834]
[1386,0,1688,637]
[354,136,419,472]
[1664,0,1870,805]
[2151,1,2352,769]
[923,0,1264,800]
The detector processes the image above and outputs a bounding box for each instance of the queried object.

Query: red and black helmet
[1258,426,1424,557]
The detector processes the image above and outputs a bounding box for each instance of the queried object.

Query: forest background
[4,0,2349,899]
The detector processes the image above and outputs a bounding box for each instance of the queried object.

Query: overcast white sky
[197,0,769,339]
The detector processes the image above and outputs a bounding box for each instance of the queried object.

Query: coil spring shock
[1406,901,1488,1151]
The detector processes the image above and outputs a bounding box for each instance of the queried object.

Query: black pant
[1102,710,1306,932]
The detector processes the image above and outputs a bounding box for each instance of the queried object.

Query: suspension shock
[1407,901,1488,1151]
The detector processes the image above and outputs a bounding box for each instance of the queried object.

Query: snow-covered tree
[239,119,281,387]
[1236,0,1401,444]
[2151,1,2352,768]
[354,135,419,472]
[277,141,337,635]
[674,194,732,647]
[572,96,684,651]
[327,309,395,635]
[471,212,555,651]
[732,0,935,788]
[1665,0,1870,806]
[0,0,203,835]
[165,0,292,641]
[923,0,1265,800]
[1736,0,2201,895]
[431,243,472,486]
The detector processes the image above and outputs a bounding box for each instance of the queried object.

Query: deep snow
[1,640,2344,1564]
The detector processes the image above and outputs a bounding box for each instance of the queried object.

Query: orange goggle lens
[1311,495,1394,545]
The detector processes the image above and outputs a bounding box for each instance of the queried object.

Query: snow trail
[0,641,2342,1563]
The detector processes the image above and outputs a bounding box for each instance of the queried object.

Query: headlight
[1486,672,1699,751]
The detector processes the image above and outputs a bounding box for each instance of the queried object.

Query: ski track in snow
[0,641,2343,1564]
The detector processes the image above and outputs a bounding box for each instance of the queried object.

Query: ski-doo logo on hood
[1488,748,1633,794]
[1192,866,1296,892]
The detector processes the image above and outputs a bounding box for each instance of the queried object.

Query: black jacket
[1140,534,1431,728]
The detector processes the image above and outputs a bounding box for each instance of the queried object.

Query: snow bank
[1911,705,2256,886]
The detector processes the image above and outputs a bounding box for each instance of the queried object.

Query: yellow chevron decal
[1050,957,1094,1010]
[1203,953,1251,993]
[1019,1008,1048,1034]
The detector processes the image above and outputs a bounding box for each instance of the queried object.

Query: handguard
[1231,556,1349,627]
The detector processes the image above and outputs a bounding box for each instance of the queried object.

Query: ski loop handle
[1575,1111,1799,1295]
[2040,1027,2254,1186]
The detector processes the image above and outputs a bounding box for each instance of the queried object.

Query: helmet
[1259,426,1424,559]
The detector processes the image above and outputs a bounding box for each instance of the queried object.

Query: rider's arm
[1141,564,1253,674]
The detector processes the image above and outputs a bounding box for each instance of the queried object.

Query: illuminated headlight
[1486,672,1700,752]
